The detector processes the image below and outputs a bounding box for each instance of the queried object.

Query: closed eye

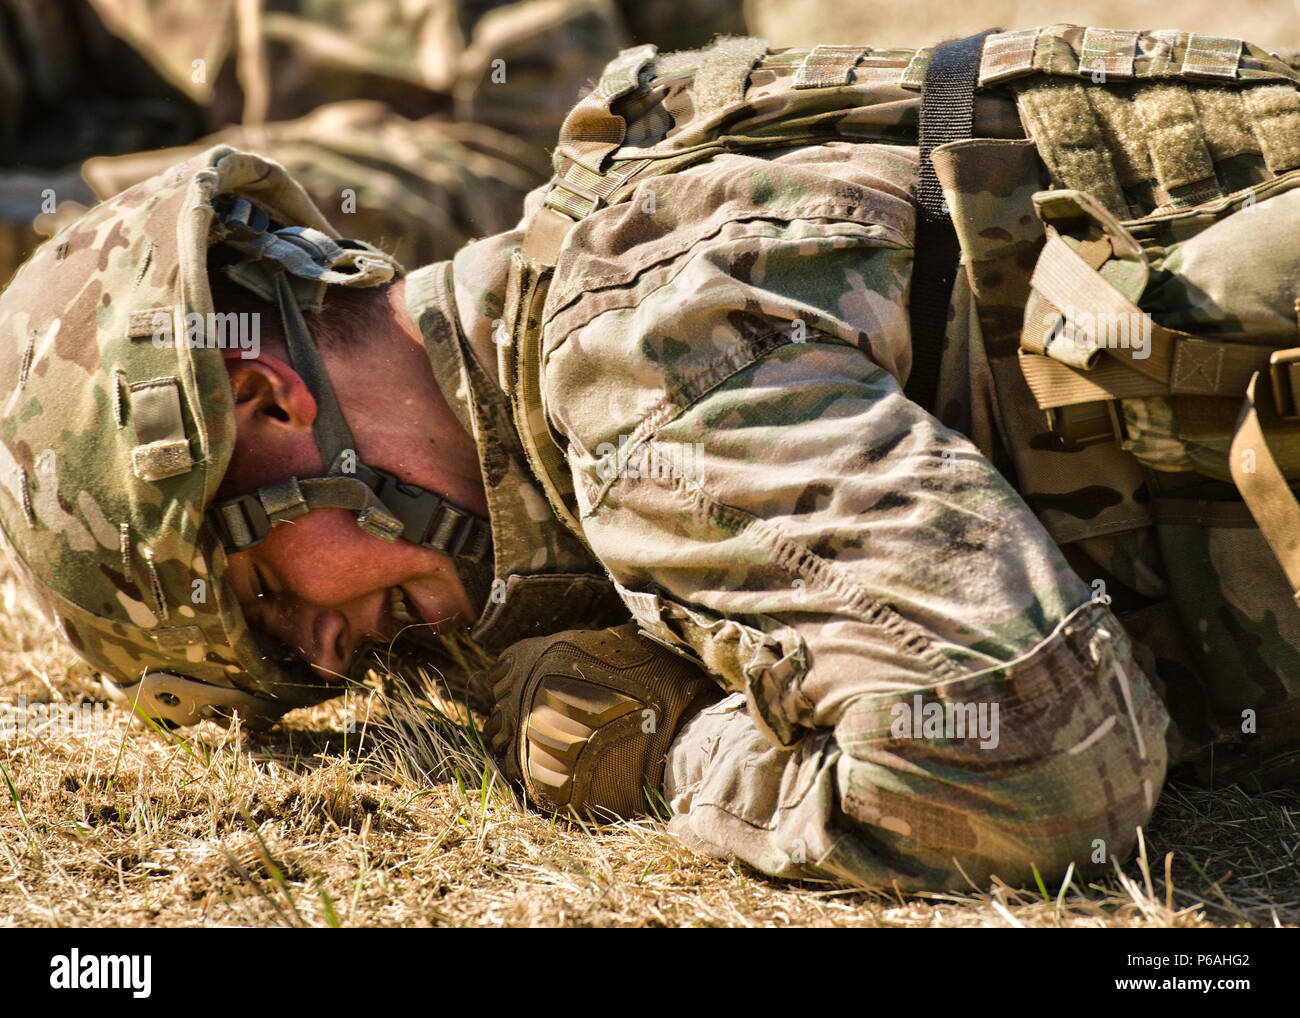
[252,563,277,599]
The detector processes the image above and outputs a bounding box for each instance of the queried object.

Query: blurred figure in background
[0,0,749,282]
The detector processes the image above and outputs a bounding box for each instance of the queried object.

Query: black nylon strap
[207,468,492,562]
[905,29,998,414]
[271,272,359,471]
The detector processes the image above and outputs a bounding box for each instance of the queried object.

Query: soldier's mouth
[388,585,425,627]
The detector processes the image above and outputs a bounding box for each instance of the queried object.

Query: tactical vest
[503,26,1300,784]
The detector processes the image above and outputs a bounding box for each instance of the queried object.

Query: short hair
[206,255,396,358]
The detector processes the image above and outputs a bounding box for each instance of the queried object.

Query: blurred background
[2,0,1299,288]
[747,0,1300,49]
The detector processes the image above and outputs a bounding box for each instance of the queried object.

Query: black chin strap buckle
[350,462,492,562]
[208,461,492,563]
[208,492,273,551]
[207,477,312,551]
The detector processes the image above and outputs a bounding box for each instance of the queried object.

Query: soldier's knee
[833,600,1169,888]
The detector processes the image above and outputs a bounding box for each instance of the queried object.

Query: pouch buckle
[1269,347,1300,419]
[1044,400,1128,446]
[543,178,605,222]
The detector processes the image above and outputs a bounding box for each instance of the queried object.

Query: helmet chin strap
[205,200,493,612]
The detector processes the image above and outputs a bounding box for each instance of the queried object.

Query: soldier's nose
[306,609,353,678]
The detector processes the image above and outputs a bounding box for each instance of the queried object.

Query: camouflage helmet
[0,145,490,727]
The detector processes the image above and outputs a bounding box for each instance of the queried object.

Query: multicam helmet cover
[0,145,433,726]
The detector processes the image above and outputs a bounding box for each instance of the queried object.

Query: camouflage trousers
[663,590,1170,892]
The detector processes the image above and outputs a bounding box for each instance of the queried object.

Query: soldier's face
[222,505,473,680]
[217,281,488,680]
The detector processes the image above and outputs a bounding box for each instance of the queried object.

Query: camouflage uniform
[408,27,1300,887]
[401,31,1193,890]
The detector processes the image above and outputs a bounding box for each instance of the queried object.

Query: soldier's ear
[217,352,325,498]
[222,351,317,432]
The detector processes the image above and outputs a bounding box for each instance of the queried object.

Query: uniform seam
[548,203,909,322]
[600,462,968,683]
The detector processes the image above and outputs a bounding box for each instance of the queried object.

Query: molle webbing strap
[974,27,1299,84]
[1183,33,1243,78]
[1242,85,1300,174]
[1131,86,1223,207]
[1019,342,1280,407]
[1078,27,1138,79]
[900,49,930,89]
[690,36,769,117]
[905,28,998,414]
[1013,73,1300,218]
[1084,87,1157,190]
[978,27,1039,83]
[542,157,653,225]
[793,45,869,89]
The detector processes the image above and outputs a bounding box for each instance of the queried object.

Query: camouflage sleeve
[544,140,1095,746]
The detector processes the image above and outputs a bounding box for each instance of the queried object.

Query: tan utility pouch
[1010,174,1300,780]
[1017,172,1300,603]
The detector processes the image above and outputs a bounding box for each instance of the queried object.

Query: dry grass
[1,557,1296,927]
[2,0,1296,932]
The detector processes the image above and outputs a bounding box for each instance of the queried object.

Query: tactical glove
[483,624,721,819]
